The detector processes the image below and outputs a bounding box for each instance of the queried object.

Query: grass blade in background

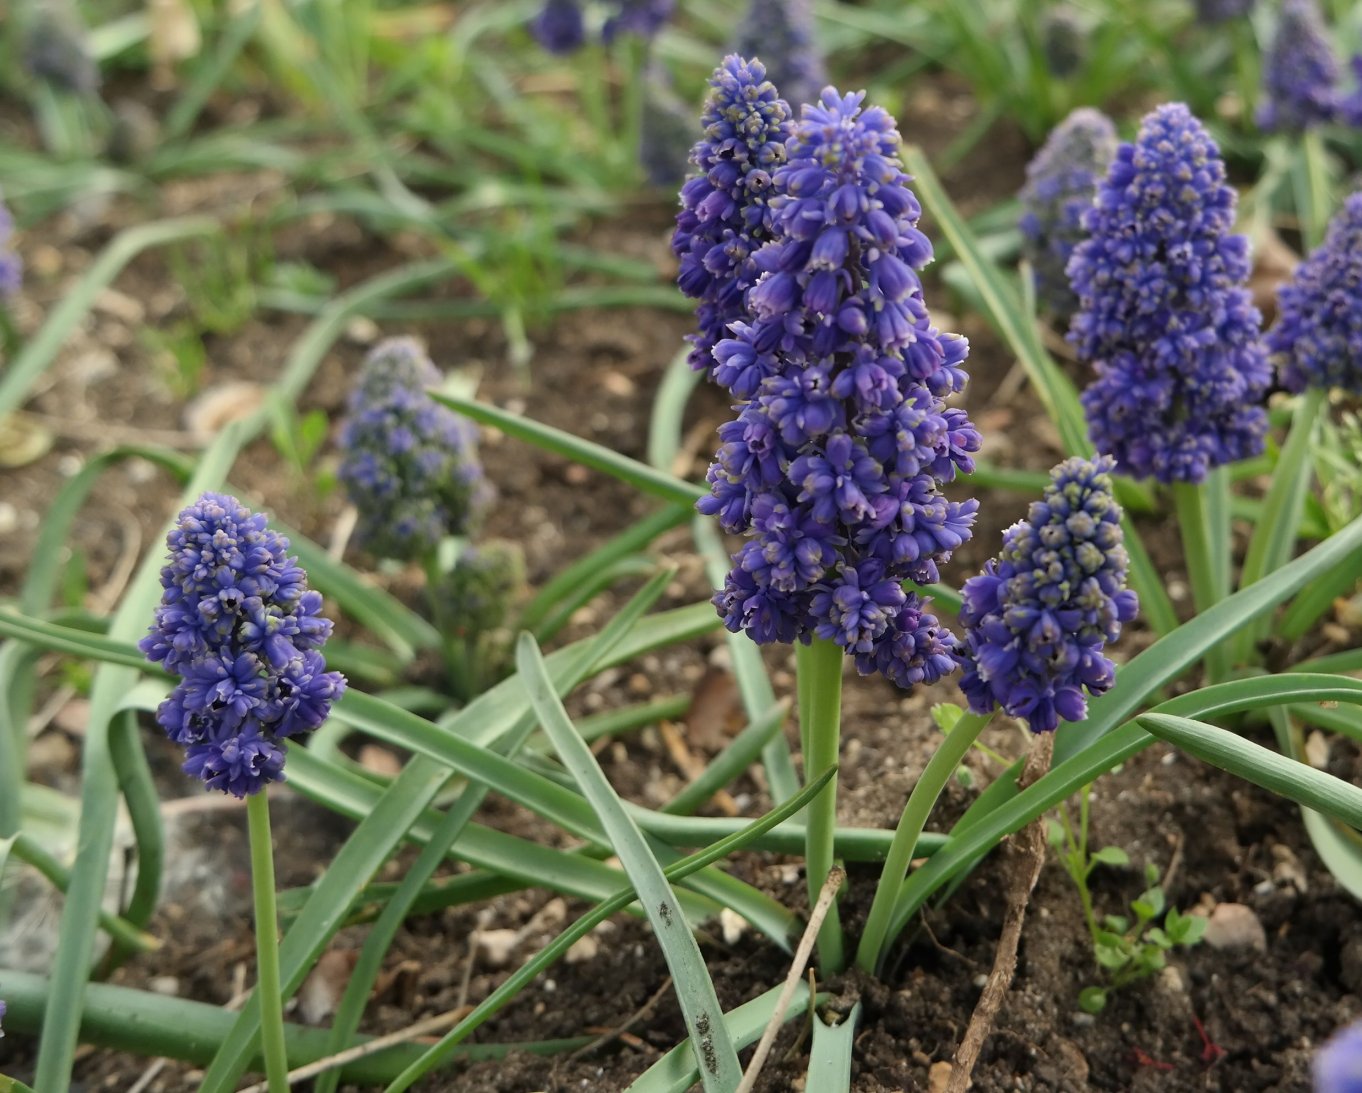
[516,632,744,1092]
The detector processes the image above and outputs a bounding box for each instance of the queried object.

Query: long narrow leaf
[1140,712,1362,828]
[430,392,705,507]
[516,633,744,1092]
[807,1004,861,1093]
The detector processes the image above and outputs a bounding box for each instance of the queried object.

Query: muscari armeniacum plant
[1067,101,1270,681]
[141,491,346,1093]
[338,336,496,700]
[1017,106,1117,319]
[689,72,980,974]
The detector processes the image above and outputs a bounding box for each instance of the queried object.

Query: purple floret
[957,457,1138,733]
[0,191,21,299]
[733,0,826,111]
[1315,1020,1362,1093]
[338,337,490,562]
[1067,103,1270,484]
[1270,192,1362,396]
[696,86,980,690]
[1018,108,1116,318]
[1257,0,1343,132]
[140,492,346,796]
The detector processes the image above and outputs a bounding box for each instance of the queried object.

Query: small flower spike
[1018,107,1118,317]
[1257,0,1343,132]
[1067,103,1270,483]
[338,337,490,562]
[673,55,794,387]
[957,456,1138,733]
[732,0,826,112]
[696,87,979,689]
[141,493,346,796]
[1269,191,1362,396]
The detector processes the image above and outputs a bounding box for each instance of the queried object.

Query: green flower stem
[797,638,845,976]
[246,793,289,1093]
[1299,128,1332,251]
[855,710,993,975]
[423,555,474,702]
[1172,480,1230,683]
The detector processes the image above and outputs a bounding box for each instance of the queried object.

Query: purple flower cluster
[1269,192,1362,395]
[140,493,346,796]
[673,56,793,386]
[1193,0,1254,23]
[1067,103,1270,484]
[1257,0,1345,131]
[0,191,20,299]
[958,457,1137,733]
[530,0,673,53]
[733,0,826,113]
[697,88,979,689]
[0,997,6,1037]
[1315,1020,1362,1092]
[338,337,489,562]
[1018,107,1117,317]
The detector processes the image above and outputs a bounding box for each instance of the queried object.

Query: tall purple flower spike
[1067,103,1270,484]
[696,87,979,690]
[140,493,346,796]
[1257,0,1343,132]
[957,456,1138,733]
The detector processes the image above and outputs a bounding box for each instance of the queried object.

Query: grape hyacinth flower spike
[733,0,826,111]
[957,456,1138,733]
[338,336,490,563]
[1269,191,1362,396]
[1068,102,1270,484]
[1017,107,1117,317]
[697,85,980,687]
[1315,1020,1362,1092]
[140,491,346,796]
[1257,0,1343,132]
[672,55,793,389]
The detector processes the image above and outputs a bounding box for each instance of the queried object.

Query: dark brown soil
[2,72,1359,1093]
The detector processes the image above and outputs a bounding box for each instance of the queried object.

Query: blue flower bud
[958,457,1137,733]
[338,337,490,561]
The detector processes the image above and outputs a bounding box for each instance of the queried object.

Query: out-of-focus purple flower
[733,0,826,112]
[1342,56,1362,126]
[0,997,6,1037]
[140,493,346,796]
[0,191,20,299]
[1257,0,1343,132]
[1315,1020,1362,1093]
[1018,107,1117,317]
[1193,0,1254,22]
[957,456,1137,733]
[697,87,979,689]
[602,0,675,43]
[1269,191,1362,395]
[23,6,100,95]
[338,337,490,562]
[1067,103,1270,484]
[672,56,793,386]
[640,64,699,188]
[1041,9,1087,78]
[531,0,586,54]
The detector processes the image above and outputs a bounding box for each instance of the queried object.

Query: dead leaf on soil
[184,381,266,443]
[683,665,742,752]
[298,948,359,1024]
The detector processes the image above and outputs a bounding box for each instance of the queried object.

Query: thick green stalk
[246,793,289,1093]
[855,711,992,974]
[798,638,845,976]
[1172,480,1230,682]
